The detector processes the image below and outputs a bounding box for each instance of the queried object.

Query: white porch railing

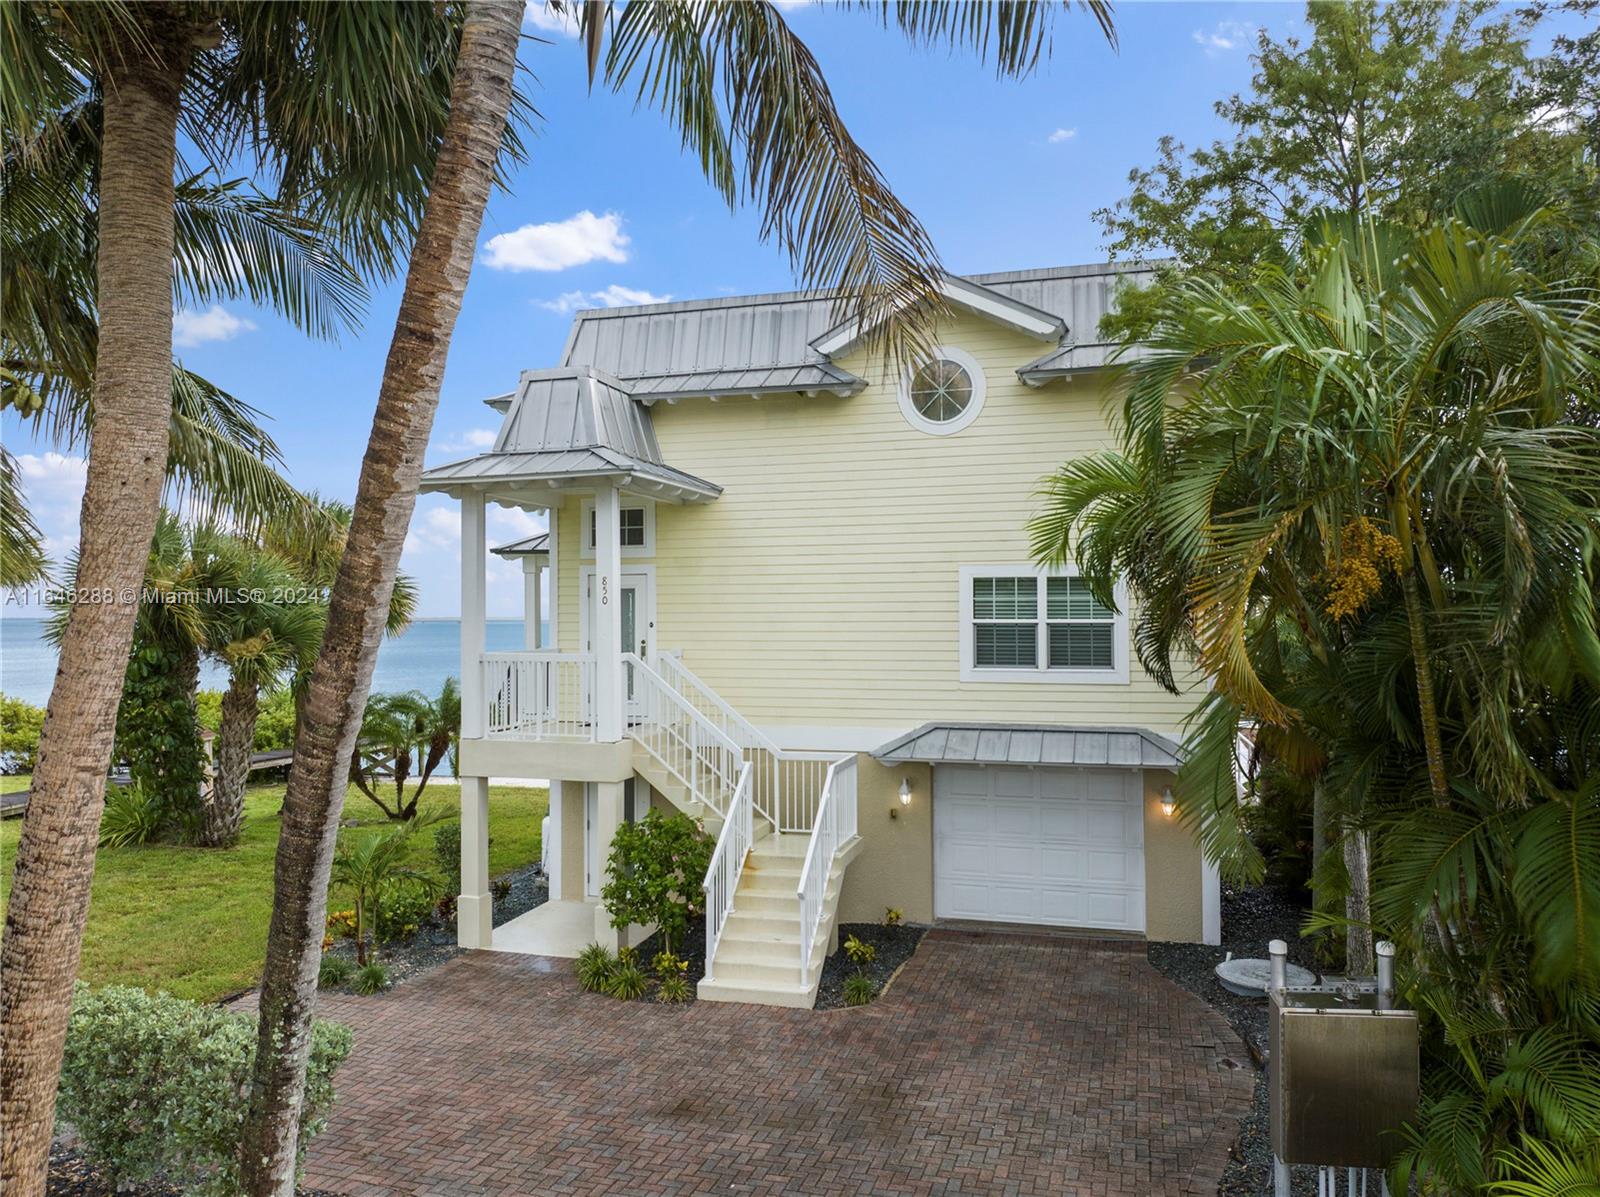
[701,762,754,981]
[622,653,744,819]
[656,654,832,833]
[482,652,596,740]
[796,755,858,984]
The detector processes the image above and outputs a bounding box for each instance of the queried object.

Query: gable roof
[873,722,1184,769]
[559,261,1162,382]
[808,275,1064,357]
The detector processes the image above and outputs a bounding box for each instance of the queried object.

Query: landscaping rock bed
[1147,883,1321,1197]
[615,916,707,1004]
[321,862,547,993]
[815,921,927,1010]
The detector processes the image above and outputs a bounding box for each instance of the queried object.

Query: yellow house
[420,262,1220,1008]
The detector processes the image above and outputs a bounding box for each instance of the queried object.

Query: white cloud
[1193,20,1255,56]
[398,498,548,616]
[539,283,672,314]
[1047,127,1077,144]
[173,305,256,348]
[481,210,630,273]
[523,1,579,37]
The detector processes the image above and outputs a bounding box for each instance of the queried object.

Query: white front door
[582,568,655,718]
[934,765,1146,932]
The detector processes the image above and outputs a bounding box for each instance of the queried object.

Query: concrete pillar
[460,490,486,739]
[458,776,492,948]
[522,556,541,650]
[545,776,564,897]
[593,486,623,742]
[590,779,626,946]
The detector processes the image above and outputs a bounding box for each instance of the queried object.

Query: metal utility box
[1269,986,1419,1167]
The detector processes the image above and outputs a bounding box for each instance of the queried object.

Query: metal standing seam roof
[872,723,1185,769]
[625,362,865,402]
[559,261,1165,381]
[1016,340,1154,384]
[420,446,721,501]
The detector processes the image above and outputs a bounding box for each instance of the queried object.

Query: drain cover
[1215,956,1315,997]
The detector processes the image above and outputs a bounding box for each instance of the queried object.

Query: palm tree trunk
[201,672,258,847]
[0,34,187,1196]
[237,6,522,1193]
[1342,824,1373,974]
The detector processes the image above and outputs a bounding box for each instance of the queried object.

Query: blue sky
[2,2,1576,616]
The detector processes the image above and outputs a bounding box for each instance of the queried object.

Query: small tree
[329,815,441,965]
[600,810,714,955]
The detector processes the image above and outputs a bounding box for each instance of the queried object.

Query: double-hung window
[580,499,654,557]
[960,567,1128,683]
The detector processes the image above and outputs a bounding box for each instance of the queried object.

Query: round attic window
[897,346,985,435]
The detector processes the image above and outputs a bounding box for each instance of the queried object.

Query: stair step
[724,911,801,937]
[696,976,814,1008]
[718,934,801,964]
[731,892,801,916]
[710,956,806,986]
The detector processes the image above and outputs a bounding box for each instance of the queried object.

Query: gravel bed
[321,862,547,993]
[625,917,708,1004]
[1147,884,1325,1197]
[815,922,927,1010]
[45,1143,337,1196]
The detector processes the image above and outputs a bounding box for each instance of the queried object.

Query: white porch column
[593,485,623,742]
[546,502,561,650]
[545,777,564,897]
[590,779,626,946]
[458,776,492,948]
[460,489,486,739]
[522,556,541,650]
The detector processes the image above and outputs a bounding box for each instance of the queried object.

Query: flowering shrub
[58,984,352,1197]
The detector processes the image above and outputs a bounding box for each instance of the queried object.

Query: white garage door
[934,765,1145,932]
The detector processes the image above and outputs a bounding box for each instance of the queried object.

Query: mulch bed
[45,1143,339,1197]
[1146,883,1323,1197]
[319,861,548,993]
[815,921,927,1010]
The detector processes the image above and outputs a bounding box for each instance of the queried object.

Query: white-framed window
[958,565,1129,684]
[896,345,986,436]
[579,498,654,558]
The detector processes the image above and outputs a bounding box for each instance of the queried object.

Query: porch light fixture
[899,778,913,807]
[1160,786,1177,818]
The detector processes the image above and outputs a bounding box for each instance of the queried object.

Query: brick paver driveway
[300,931,1251,1196]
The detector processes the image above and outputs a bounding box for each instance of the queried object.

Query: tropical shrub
[98,784,166,848]
[0,693,45,774]
[317,956,354,990]
[882,908,903,927]
[652,950,691,1003]
[374,885,435,942]
[330,815,441,963]
[352,961,390,995]
[575,943,616,993]
[842,934,879,1006]
[251,686,298,752]
[606,958,649,1001]
[57,984,351,1197]
[600,809,714,954]
[433,821,462,892]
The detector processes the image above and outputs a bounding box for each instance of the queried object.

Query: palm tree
[0,5,503,1188]
[1030,200,1600,1187]
[330,815,443,966]
[349,682,460,821]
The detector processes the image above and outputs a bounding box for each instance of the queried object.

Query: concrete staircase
[632,747,727,838]
[697,830,861,1008]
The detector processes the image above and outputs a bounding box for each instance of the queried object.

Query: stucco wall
[836,756,934,923]
[1141,768,1203,942]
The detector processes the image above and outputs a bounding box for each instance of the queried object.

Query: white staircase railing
[702,762,754,981]
[796,756,857,984]
[481,652,596,740]
[622,653,744,819]
[656,654,831,833]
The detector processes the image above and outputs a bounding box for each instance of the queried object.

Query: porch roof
[419,446,721,503]
[872,722,1184,769]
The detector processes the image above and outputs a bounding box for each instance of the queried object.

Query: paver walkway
[296,931,1251,1196]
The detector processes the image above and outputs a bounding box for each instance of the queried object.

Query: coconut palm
[1030,200,1600,1191]
[0,5,519,1188]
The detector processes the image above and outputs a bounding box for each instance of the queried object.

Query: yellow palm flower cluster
[1324,516,1403,620]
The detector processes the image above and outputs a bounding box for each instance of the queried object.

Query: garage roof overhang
[872,723,1184,769]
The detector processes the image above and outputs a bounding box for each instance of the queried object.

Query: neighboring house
[421,261,1221,1009]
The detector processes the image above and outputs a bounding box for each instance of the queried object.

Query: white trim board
[958,564,1131,685]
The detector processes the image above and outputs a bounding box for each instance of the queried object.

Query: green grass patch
[1,774,30,795]
[0,781,546,1002]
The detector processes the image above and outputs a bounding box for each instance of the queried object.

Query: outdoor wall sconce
[891,777,913,818]
[1160,786,1177,818]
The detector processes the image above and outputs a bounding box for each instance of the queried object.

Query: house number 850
[600,577,610,605]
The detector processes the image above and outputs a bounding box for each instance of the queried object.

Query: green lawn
[1,773,30,794]
[0,780,546,1001]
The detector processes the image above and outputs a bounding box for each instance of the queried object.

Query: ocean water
[0,617,541,708]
